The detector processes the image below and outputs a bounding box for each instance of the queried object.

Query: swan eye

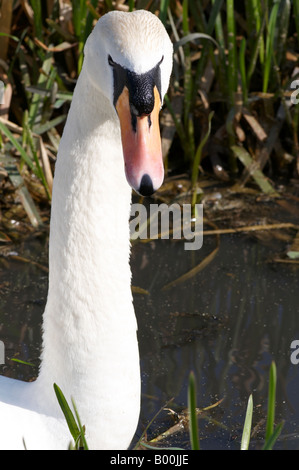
[108,55,116,67]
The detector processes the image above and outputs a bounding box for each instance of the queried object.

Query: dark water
[1,212,299,450]
[131,228,299,450]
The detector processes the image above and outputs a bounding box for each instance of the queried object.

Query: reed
[187,362,283,451]
[71,0,99,72]
[55,361,283,450]
[54,383,89,450]
[164,0,298,186]
[0,1,298,226]
[188,371,200,450]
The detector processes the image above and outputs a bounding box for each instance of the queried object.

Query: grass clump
[55,361,282,450]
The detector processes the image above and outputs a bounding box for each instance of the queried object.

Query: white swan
[0,10,173,450]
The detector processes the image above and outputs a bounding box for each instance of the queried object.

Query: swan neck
[37,67,135,405]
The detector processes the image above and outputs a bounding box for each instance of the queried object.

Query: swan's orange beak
[116,86,164,196]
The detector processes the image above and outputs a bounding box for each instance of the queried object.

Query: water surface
[1,195,299,450]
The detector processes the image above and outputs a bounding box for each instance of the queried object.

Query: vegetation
[187,362,284,450]
[0,0,298,228]
[55,362,283,450]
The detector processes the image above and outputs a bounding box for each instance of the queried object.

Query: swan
[0,10,173,450]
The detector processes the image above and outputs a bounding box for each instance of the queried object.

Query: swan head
[83,10,173,196]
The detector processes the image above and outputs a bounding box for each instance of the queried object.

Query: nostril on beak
[129,90,155,117]
[138,174,154,196]
[130,103,139,116]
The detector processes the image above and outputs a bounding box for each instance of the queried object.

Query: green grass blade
[294,0,299,48]
[33,114,67,135]
[246,12,266,86]
[84,0,99,42]
[71,0,86,37]
[159,0,169,25]
[239,37,247,104]
[53,383,80,443]
[30,0,43,40]
[174,32,219,51]
[262,421,284,450]
[190,0,223,104]
[207,0,224,35]
[128,0,134,12]
[28,51,53,127]
[231,145,277,195]
[104,0,113,9]
[71,397,89,450]
[70,0,98,71]
[191,111,214,212]
[71,0,87,72]
[211,0,227,97]
[263,2,279,93]
[192,111,214,183]
[189,1,207,31]
[0,32,20,42]
[0,120,36,174]
[265,361,277,442]
[212,0,225,51]
[182,0,193,137]
[274,0,291,68]
[226,0,237,105]
[10,358,35,367]
[188,372,200,450]
[241,394,253,450]
[245,0,265,66]
[23,111,51,200]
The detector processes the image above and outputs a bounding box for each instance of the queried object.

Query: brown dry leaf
[276,199,299,218]
[242,109,267,142]
[131,285,149,295]
[232,145,278,195]
[0,231,11,243]
[21,0,34,24]
[202,222,298,236]
[235,123,246,142]
[286,51,298,62]
[33,38,77,53]
[0,82,13,120]
[38,136,53,194]
[6,254,48,272]
[0,1,13,62]
[0,117,23,134]
[162,228,220,291]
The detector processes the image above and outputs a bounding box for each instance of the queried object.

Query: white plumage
[0,10,172,450]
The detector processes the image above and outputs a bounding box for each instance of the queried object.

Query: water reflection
[131,232,299,449]
[0,236,47,380]
[0,226,299,449]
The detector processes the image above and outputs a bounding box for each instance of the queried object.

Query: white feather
[0,10,172,450]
